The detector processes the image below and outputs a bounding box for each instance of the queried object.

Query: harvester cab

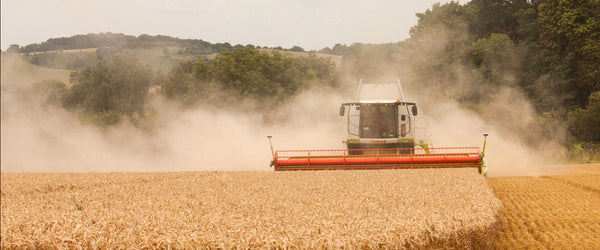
[338,80,430,155]
[268,80,489,178]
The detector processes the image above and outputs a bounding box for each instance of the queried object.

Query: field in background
[19,47,198,74]
[1,55,71,87]
[26,48,99,55]
[1,169,499,248]
[258,49,343,68]
[489,164,600,248]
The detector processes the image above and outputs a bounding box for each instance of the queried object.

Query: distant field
[1,169,499,248]
[20,46,196,73]
[202,49,343,68]
[1,55,71,86]
[26,48,98,55]
[18,47,340,74]
[489,164,600,248]
[258,48,343,68]
[124,46,196,73]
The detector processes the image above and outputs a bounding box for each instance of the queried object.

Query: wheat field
[489,164,600,248]
[1,169,500,248]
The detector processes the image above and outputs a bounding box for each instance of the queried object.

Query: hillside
[14,33,336,73]
[1,54,71,87]
[18,33,236,55]
[19,46,200,73]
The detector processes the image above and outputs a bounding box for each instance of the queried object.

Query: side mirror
[412,106,418,116]
[339,105,345,116]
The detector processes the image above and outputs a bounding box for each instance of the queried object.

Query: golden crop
[489,164,600,249]
[1,169,500,248]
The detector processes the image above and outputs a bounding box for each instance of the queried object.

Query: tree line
[162,48,337,107]
[12,33,307,56]
[34,48,337,126]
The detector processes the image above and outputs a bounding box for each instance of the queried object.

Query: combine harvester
[268,80,489,177]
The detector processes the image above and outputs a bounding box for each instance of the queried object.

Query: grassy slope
[120,47,196,74]
[1,54,72,87]
[19,46,197,74]
[3,47,340,84]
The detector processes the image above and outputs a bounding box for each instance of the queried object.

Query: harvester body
[339,81,429,154]
[269,80,488,177]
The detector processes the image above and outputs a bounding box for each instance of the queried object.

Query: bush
[568,91,600,143]
[162,48,338,108]
[64,56,153,125]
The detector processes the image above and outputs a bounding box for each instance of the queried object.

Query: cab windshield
[359,104,398,138]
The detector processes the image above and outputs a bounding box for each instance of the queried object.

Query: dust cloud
[2,29,567,176]
[1,65,348,172]
[423,100,563,177]
[394,23,567,177]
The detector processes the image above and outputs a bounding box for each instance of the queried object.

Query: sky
[1,0,458,51]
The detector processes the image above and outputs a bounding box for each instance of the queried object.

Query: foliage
[63,56,153,125]
[24,51,99,70]
[162,48,338,108]
[409,2,471,41]
[466,0,529,40]
[5,44,21,55]
[289,46,305,52]
[568,91,600,143]
[21,33,136,52]
[537,0,600,108]
[464,33,518,85]
[567,142,600,163]
[17,80,69,109]
[19,33,259,57]
[36,80,69,106]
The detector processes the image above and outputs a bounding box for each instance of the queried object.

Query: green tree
[5,44,20,55]
[568,91,600,143]
[467,0,531,40]
[403,2,473,100]
[537,0,600,108]
[19,80,69,108]
[35,80,69,106]
[464,33,518,84]
[162,48,337,108]
[65,56,153,124]
[162,60,218,105]
[289,46,305,52]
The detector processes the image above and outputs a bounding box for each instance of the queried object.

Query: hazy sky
[1,0,458,51]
